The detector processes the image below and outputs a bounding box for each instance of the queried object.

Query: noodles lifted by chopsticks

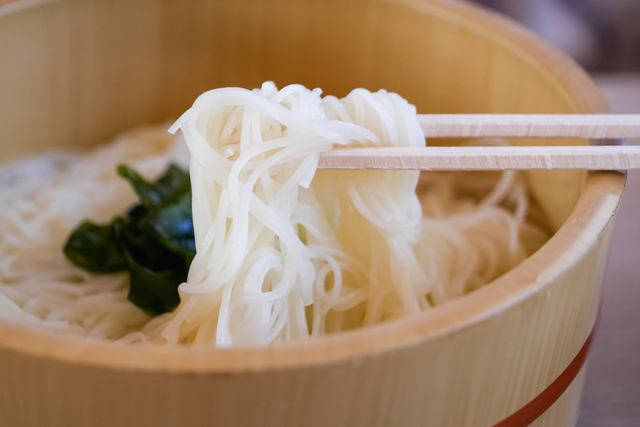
[0,82,548,346]
[142,82,546,347]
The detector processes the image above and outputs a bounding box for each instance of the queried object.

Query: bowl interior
[0,0,615,370]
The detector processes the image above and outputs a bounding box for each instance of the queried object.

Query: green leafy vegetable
[63,222,127,273]
[117,165,191,208]
[63,164,195,316]
[141,191,196,262]
[112,217,185,316]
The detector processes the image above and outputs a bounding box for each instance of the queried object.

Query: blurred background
[470,0,640,72]
[466,1,640,426]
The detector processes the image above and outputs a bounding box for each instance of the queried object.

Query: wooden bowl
[0,0,623,426]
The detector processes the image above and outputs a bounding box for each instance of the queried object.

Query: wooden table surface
[579,74,640,427]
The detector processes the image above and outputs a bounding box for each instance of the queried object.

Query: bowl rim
[0,0,624,373]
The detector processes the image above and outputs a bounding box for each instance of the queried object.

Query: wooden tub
[0,0,623,426]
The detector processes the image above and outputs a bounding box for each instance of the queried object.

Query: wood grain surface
[579,75,640,427]
[0,1,626,426]
[417,114,640,138]
[318,145,640,171]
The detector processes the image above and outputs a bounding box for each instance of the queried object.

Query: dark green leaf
[63,221,127,273]
[113,216,185,276]
[117,164,190,208]
[112,217,185,316]
[64,164,195,317]
[154,165,191,200]
[141,191,196,261]
[126,259,183,317]
[126,204,149,223]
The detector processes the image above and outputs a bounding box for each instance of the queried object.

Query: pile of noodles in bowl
[0,82,549,347]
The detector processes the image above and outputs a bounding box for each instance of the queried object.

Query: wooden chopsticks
[317,114,640,171]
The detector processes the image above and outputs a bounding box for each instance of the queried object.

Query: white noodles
[141,82,547,347]
[0,126,189,339]
[0,83,549,346]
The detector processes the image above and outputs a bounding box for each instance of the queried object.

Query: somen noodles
[0,82,548,347]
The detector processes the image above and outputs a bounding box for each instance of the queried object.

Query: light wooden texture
[318,145,640,170]
[579,75,640,427]
[417,114,640,138]
[0,0,624,427]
